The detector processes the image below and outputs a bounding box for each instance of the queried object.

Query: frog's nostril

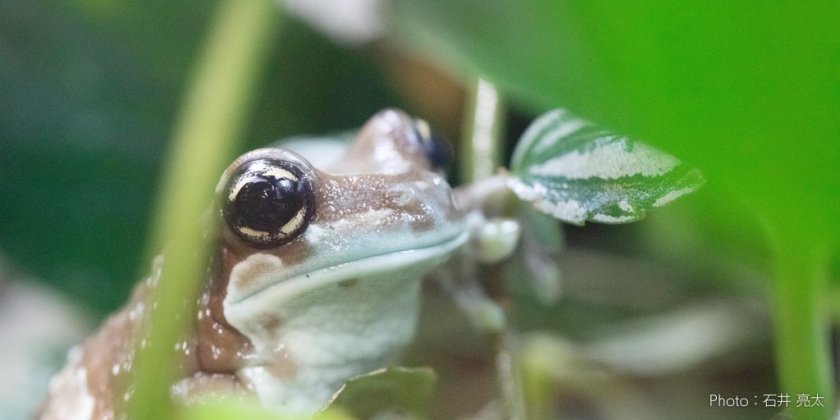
[390,187,415,207]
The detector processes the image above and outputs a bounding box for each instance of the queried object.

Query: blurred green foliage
[3,0,832,418]
[0,0,208,311]
[0,0,397,313]
[179,399,352,420]
[391,0,840,249]
[391,1,840,417]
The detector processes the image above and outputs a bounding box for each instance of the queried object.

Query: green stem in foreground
[127,1,278,418]
[772,237,833,420]
[460,77,505,184]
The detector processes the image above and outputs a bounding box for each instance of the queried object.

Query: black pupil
[233,174,303,234]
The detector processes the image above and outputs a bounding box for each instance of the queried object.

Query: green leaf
[178,398,352,420]
[391,2,840,416]
[391,0,839,241]
[509,109,703,224]
[323,366,437,418]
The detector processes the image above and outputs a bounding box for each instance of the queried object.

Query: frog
[39,109,469,418]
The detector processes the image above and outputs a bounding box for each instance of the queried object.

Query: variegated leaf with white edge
[509,109,703,225]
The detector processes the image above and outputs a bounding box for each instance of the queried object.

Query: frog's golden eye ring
[411,118,450,172]
[223,158,315,248]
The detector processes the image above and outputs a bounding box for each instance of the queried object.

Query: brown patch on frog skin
[218,227,313,290]
[331,108,433,174]
[40,255,257,419]
[255,312,283,337]
[196,289,254,374]
[38,269,169,419]
[195,250,255,374]
[313,169,458,229]
[73,300,138,419]
[313,109,460,230]
[411,218,436,233]
[196,257,297,381]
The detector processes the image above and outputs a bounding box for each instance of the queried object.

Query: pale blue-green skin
[220,110,467,414]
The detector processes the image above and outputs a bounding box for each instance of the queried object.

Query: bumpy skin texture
[38,109,466,418]
[37,258,160,420]
[38,253,254,420]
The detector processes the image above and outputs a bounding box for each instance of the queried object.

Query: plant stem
[460,77,505,183]
[127,1,278,418]
[494,331,527,420]
[459,77,525,419]
[771,236,833,420]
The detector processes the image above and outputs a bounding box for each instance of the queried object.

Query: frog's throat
[225,231,468,305]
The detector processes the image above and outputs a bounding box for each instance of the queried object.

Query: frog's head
[217,109,465,309]
[210,109,466,411]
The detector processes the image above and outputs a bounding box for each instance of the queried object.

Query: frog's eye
[412,118,450,172]
[223,158,315,248]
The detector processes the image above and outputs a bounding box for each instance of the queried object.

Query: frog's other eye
[412,118,450,172]
[223,158,315,248]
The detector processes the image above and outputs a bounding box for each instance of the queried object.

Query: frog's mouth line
[227,231,469,305]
